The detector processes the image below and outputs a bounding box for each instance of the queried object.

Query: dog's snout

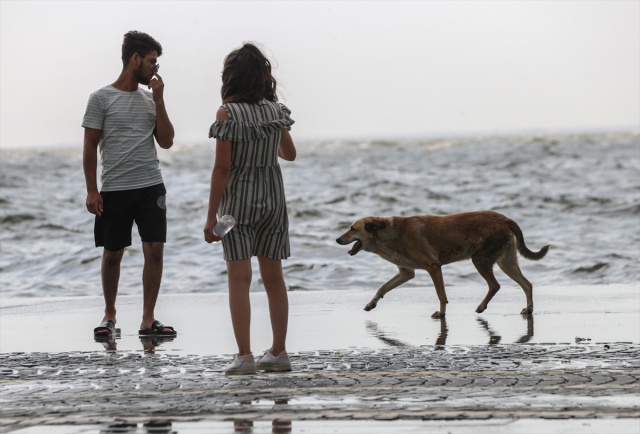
[336,235,351,245]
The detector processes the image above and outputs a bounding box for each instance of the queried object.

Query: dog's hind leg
[364,267,415,311]
[497,246,534,315]
[426,265,448,319]
[473,257,501,314]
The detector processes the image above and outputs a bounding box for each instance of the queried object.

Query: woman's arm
[204,106,232,243]
[278,129,296,161]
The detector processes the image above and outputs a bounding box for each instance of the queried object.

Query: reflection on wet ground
[11,419,640,434]
[95,401,292,433]
[233,400,292,434]
[366,315,535,348]
[95,334,176,354]
[97,314,537,355]
[234,419,292,434]
[99,420,173,434]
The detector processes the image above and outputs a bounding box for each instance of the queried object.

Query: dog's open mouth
[348,240,363,256]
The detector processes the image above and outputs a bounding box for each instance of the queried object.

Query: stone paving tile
[0,344,639,428]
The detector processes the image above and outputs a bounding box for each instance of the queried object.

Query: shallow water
[1,131,638,298]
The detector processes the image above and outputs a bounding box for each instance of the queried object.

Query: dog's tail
[508,220,550,260]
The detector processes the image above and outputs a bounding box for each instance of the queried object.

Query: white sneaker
[224,354,256,375]
[256,350,291,372]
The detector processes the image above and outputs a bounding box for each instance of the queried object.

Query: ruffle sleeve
[209,103,295,141]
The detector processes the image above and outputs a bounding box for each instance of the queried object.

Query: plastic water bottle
[213,215,235,237]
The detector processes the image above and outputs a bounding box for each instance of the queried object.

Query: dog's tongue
[348,240,362,256]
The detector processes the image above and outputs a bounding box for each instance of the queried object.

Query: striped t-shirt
[82,85,163,191]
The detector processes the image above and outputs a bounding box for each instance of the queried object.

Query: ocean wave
[0,213,37,224]
[1,131,638,298]
[573,263,610,274]
[35,224,82,233]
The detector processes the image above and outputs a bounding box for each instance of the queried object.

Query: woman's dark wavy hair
[121,31,162,67]
[221,43,277,104]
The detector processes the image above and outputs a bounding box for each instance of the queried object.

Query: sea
[1,131,639,299]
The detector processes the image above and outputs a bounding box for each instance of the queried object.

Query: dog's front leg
[364,268,415,311]
[426,265,448,318]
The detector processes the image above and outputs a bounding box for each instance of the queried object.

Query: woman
[204,43,296,375]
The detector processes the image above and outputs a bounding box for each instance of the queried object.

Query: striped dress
[208,99,295,261]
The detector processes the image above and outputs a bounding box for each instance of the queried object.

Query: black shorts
[95,183,167,251]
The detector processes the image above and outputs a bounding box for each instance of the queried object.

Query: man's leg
[94,187,130,334]
[140,241,164,330]
[136,184,172,333]
[101,248,125,323]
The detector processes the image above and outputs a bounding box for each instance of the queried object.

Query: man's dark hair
[121,31,162,67]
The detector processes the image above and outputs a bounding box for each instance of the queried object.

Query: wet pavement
[1,343,639,432]
[2,286,639,432]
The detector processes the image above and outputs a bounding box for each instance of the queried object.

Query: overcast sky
[1,1,638,149]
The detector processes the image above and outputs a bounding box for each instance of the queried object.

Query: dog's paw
[364,302,377,311]
[520,306,533,315]
[431,311,445,319]
[475,305,486,314]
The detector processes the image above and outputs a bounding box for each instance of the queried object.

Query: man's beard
[135,64,151,86]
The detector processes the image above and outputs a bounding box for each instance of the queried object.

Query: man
[83,31,176,339]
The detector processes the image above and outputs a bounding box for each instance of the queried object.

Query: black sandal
[139,320,177,337]
[93,319,115,338]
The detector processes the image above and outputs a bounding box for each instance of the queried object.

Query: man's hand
[149,73,174,149]
[148,73,165,103]
[86,191,103,216]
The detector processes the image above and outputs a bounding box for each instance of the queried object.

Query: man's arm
[83,128,103,216]
[149,73,174,149]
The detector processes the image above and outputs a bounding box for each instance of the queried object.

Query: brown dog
[336,211,549,318]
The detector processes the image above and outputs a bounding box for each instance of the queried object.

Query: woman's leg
[227,259,253,355]
[257,256,288,355]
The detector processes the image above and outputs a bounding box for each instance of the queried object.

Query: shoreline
[1,284,638,356]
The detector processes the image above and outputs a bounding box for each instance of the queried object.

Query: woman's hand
[204,218,224,243]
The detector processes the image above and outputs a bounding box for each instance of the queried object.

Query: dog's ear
[365,219,386,233]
